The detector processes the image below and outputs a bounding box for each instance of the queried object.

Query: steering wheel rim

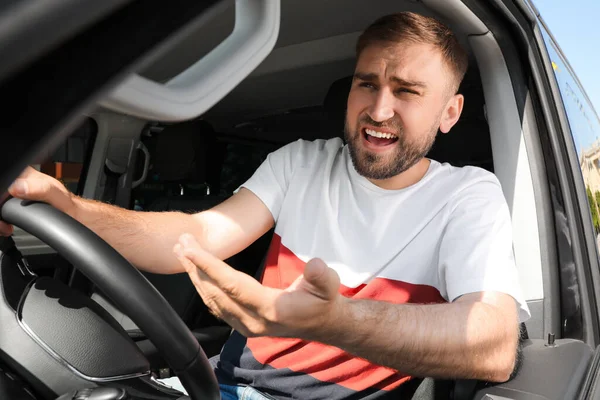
[1,198,219,400]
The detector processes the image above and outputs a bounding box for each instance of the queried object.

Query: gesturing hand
[173,234,342,340]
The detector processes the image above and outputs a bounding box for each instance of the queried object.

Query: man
[3,12,529,400]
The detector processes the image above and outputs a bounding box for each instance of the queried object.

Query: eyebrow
[353,72,427,89]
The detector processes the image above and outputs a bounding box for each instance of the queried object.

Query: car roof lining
[138,0,482,122]
[139,0,480,83]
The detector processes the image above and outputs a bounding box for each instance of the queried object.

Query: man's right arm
[2,167,274,274]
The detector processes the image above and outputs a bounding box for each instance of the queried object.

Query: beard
[344,114,440,180]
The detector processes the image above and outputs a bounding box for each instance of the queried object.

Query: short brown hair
[356,12,469,92]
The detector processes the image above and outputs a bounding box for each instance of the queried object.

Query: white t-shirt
[243,138,529,319]
[214,137,530,399]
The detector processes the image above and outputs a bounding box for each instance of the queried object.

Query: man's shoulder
[429,161,506,207]
[432,161,500,188]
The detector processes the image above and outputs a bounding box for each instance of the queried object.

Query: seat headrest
[148,120,215,183]
[426,65,493,171]
[322,76,353,137]
[323,76,353,117]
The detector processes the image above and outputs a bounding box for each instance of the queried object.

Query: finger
[177,235,239,288]
[178,234,279,319]
[7,167,42,197]
[8,172,74,214]
[174,242,250,312]
[175,243,237,312]
[19,166,38,178]
[178,234,265,296]
[174,243,209,298]
[13,166,38,180]
[174,243,265,334]
[8,178,52,201]
[174,242,206,277]
[288,258,341,301]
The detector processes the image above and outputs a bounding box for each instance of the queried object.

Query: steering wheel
[1,198,220,400]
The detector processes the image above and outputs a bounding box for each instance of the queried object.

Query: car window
[35,117,97,195]
[541,28,600,248]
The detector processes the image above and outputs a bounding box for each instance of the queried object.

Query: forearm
[318,298,519,382]
[65,188,272,274]
[70,197,205,274]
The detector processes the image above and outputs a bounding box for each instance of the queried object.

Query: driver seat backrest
[94,121,223,332]
[134,120,220,327]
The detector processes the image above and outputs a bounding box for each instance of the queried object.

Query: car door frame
[465,0,600,347]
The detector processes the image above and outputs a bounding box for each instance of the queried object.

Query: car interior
[1,0,597,399]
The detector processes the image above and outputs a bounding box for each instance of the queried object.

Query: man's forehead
[355,42,447,84]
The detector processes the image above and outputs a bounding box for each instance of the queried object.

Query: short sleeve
[236,140,304,221]
[439,177,531,323]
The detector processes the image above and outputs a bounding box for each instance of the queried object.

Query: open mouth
[362,128,399,147]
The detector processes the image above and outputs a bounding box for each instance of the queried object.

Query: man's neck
[367,158,431,190]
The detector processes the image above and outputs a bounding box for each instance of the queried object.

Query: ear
[439,94,464,134]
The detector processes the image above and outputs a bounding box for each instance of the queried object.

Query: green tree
[587,186,600,233]
[595,190,600,212]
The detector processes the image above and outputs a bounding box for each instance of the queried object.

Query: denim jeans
[157,377,274,399]
[219,383,275,400]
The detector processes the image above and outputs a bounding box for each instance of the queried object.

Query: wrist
[322,297,372,351]
[62,190,81,221]
[307,295,351,345]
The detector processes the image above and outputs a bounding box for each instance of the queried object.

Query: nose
[367,87,395,122]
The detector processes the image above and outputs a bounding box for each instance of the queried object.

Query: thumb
[8,170,72,211]
[289,258,341,301]
[9,167,49,199]
[9,178,50,201]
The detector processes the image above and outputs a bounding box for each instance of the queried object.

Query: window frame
[533,16,600,343]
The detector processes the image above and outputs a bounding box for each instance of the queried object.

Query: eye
[358,82,377,90]
[395,88,419,95]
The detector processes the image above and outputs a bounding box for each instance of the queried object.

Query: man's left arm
[319,290,520,382]
[324,176,525,382]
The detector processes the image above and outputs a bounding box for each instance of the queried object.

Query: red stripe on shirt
[250,234,446,391]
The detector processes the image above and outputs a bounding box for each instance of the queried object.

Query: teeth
[365,129,397,139]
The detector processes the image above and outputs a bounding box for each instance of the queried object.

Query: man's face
[345,41,462,181]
